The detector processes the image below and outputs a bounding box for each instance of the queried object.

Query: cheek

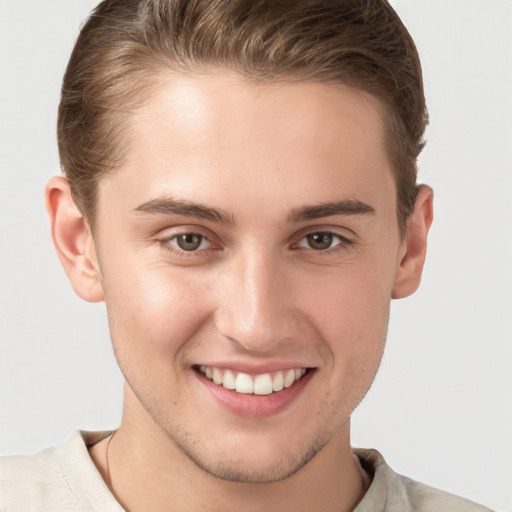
[302,257,394,329]
[298,258,394,375]
[100,252,213,365]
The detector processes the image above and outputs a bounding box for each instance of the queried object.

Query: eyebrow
[133,197,236,225]
[286,199,376,223]
[133,196,375,225]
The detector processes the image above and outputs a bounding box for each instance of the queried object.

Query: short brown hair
[58,0,427,234]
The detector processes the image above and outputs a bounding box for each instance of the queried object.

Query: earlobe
[392,185,434,300]
[45,176,104,303]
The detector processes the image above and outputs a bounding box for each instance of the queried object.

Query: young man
[0,1,495,511]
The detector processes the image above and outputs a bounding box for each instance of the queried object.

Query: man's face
[93,72,405,483]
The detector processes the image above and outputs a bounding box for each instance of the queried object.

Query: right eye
[168,233,212,252]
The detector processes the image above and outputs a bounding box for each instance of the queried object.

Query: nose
[213,248,298,354]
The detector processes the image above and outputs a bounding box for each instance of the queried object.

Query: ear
[392,185,434,299]
[45,176,104,302]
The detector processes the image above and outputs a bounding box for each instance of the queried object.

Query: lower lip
[196,370,315,418]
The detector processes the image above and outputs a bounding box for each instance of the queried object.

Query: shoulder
[354,448,495,512]
[0,431,119,512]
[398,474,495,512]
[1,439,70,510]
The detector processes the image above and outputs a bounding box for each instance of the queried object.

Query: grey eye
[306,233,335,250]
[175,233,203,251]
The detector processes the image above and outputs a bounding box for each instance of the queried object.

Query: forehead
[134,71,387,160]
[98,71,395,221]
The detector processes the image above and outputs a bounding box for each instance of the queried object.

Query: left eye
[170,233,211,252]
[296,232,345,251]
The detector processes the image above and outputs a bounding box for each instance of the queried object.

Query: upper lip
[194,361,315,374]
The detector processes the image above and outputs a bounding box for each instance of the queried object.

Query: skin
[46,72,433,512]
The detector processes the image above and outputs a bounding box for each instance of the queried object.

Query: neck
[91,397,369,512]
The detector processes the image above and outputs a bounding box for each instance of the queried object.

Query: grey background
[0,1,511,510]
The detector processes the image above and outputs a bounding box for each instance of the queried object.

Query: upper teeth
[199,366,307,395]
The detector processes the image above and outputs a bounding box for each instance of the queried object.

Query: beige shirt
[0,431,494,511]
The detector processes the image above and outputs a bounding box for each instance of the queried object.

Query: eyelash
[158,230,354,258]
[159,233,216,258]
[292,230,354,256]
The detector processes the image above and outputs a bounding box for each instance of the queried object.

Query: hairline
[80,66,407,237]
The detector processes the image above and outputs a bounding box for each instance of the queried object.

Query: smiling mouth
[196,365,311,395]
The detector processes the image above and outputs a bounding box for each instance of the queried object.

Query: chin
[159,419,332,484]
[179,439,327,484]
